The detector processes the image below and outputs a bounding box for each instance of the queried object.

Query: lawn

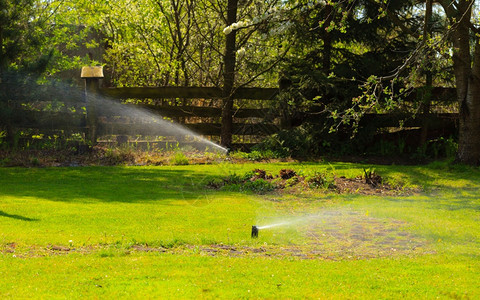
[1,161,479,298]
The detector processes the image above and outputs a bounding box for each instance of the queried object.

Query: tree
[437,0,480,164]
[362,0,480,164]
[0,0,53,145]
[301,0,480,164]
[267,1,423,152]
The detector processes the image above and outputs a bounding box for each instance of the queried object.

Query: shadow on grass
[0,210,39,221]
[0,167,221,204]
[381,191,480,213]
[324,161,480,191]
[1,162,479,206]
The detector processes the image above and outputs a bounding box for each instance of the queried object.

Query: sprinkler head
[251,225,259,238]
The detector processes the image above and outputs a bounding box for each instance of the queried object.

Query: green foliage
[305,171,335,189]
[101,147,136,165]
[429,137,457,160]
[411,136,458,161]
[229,150,280,161]
[170,151,190,165]
[0,0,46,70]
[253,126,317,158]
[238,178,276,194]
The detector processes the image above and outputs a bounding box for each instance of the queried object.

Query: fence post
[81,66,104,146]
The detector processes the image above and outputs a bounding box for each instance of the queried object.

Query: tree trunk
[448,1,480,164]
[419,0,433,146]
[457,38,480,164]
[221,0,238,149]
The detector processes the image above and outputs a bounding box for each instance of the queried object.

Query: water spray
[251,214,325,238]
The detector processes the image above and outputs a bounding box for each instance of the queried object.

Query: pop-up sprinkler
[251,225,259,238]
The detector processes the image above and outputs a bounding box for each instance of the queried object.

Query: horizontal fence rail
[12,109,458,134]
[100,87,279,100]
[97,122,279,137]
[102,103,273,119]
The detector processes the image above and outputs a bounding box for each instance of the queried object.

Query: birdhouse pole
[81,66,104,146]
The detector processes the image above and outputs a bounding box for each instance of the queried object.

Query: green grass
[1,161,480,298]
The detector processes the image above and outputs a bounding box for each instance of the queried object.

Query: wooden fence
[5,70,459,150]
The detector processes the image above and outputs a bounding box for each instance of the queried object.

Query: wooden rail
[13,109,458,134]
[100,87,279,100]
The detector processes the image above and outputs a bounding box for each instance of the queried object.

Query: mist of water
[256,213,325,230]
[2,72,228,153]
[256,209,356,231]
[94,96,228,153]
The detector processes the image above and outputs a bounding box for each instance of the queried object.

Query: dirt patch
[300,210,430,259]
[129,244,166,253]
[49,245,71,252]
[334,176,404,195]
[279,169,296,180]
[190,211,431,260]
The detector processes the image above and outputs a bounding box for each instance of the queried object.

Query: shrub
[170,152,189,165]
[242,179,276,194]
[101,147,136,165]
[253,126,316,158]
[305,171,335,189]
[229,150,280,161]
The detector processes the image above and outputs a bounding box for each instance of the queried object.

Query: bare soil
[190,211,431,260]
[333,176,407,196]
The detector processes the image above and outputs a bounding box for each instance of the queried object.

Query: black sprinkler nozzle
[251,225,259,238]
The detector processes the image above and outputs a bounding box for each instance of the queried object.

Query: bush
[229,150,280,161]
[252,126,316,158]
[101,147,136,165]
[170,152,189,165]
[305,171,335,189]
[240,179,276,194]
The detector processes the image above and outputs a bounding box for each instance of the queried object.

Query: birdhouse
[81,66,104,79]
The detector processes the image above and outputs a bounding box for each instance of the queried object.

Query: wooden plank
[0,82,84,104]
[233,87,279,100]
[97,122,278,136]
[11,110,85,129]
[100,87,279,100]
[100,86,455,102]
[100,87,222,99]
[99,104,272,118]
[360,113,458,128]
[403,87,457,103]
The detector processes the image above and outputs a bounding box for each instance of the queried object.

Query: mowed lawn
[0,162,479,298]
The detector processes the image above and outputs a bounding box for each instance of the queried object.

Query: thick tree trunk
[457,38,480,164]
[448,1,480,164]
[419,0,433,146]
[221,0,238,149]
